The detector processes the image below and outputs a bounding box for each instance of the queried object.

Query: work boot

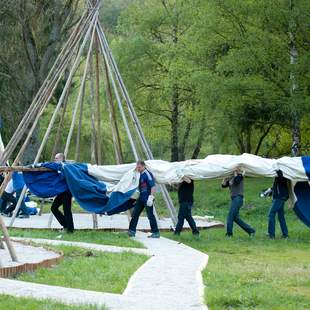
[128,230,136,237]
[148,232,160,238]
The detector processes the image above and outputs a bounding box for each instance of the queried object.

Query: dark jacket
[272,171,289,200]
[222,174,243,198]
[178,181,194,204]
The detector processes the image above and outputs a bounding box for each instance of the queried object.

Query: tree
[0,0,80,162]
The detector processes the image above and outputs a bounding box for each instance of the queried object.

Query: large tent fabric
[23,154,310,224]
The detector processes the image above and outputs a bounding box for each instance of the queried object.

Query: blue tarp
[23,162,136,215]
[293,157,310,228]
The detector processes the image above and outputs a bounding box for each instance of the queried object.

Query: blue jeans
[268,199,288,238]
[227,196,255,236]
[129,199,159,233]
[15,189,30,215]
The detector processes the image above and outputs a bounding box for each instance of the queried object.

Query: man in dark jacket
[222,169,255,237]
[268,170,289,239]
[174,178,199,236]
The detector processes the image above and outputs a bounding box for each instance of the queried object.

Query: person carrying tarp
[268,170,289,239]
[50,153,74,233]
[128,160,160,238]
[222,169,256,237]
[173,177,199,236]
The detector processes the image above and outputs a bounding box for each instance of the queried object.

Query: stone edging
[0,240,63,278]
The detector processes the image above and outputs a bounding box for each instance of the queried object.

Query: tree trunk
[170,84,179,162]
[191,112,206,159]
[289,0,300,156]
[179,118,192,161]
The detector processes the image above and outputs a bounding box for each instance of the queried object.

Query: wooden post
[94,33,102,164]
[97,24,177,225]
[64,24,97,158]
[0,215,17,261]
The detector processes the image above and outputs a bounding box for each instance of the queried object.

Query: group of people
[128,161,290,240]
[0,155,290,239]
[221,169,289,239]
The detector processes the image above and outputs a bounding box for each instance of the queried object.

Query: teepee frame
[0,0,177,262]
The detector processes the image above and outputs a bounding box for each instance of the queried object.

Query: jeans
[129,199,159,233]
[227,196,255,236]
[15,189,31,215]
[268,198,288,237]
[175,202,199,234]
[51,191,74,232]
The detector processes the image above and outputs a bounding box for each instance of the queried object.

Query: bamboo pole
[96,27,139,161]
[0,10,92,165]
[0,215,17,261]
[75,81,85,161]
[97,25,178,225]
[51,81,72,160]
[102,55,124,164]
[64,22,97,157]
[94,34,102,164]
[9,14,98,227]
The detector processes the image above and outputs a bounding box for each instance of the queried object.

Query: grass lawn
[14,245,148,294]
[8,229,144,248]
[163,178,310,309]
[0,294,106,310]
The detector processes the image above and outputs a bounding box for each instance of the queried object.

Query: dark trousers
[227,196,255,236]
[1,192,17,212]
[268,198,288,237]
[129,199,159,233]
[175,202,199,234]
[51,191,74,232]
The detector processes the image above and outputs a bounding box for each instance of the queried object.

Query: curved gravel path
[0,232,208,309]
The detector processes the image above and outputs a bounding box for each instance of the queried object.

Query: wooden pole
[94,34,102,164]
[102,56,124,164]
[75,83,85,161]
[51,82,71,160]
[97,24,177,225]
[9,14,99,227]
[0,215,17,261]
[64,23,97,158]
[0,9,92,165]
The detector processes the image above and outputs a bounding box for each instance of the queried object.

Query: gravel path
[3,213,222,231]
[0,233,208,309]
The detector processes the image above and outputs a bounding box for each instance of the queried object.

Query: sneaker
[128,230,136,237]
[18,214,30,219]
[148,232,160,238]
[281,235,289,239]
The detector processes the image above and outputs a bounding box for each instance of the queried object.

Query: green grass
[8,229,144,248]
[14,245,148,294]
[0,295,106,310]
[163,178,310,309]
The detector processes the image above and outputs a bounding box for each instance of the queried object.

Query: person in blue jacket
[128,160,160,238]
[268,170,289,239]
